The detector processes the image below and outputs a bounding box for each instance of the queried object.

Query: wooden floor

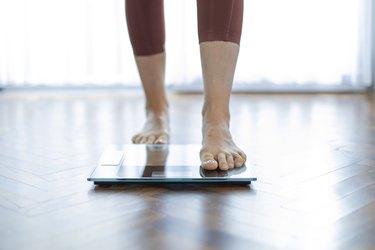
[0,90,375,250]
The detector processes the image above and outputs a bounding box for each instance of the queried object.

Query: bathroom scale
[87,144,257,186]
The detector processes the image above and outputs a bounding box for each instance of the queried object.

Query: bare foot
[200,116,246,170]
[132,110,169,144]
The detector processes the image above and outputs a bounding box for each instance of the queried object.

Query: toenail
[203,159,216,164]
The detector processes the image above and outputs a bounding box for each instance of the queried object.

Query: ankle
[202,114,230,131]
[202,106,230,125]
[202,123,231,143]
[145,101,169,115]
[146,109,168,119]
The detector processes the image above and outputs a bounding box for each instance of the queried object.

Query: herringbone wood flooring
[0,90,374,250]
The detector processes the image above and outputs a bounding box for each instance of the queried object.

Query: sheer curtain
[0,0,372,90]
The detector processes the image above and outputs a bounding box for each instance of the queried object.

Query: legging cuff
[198,31,242,45]
[133,47,165,56]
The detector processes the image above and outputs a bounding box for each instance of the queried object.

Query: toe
[201,152,218,170]
[134,136,143,144]
[218,153,228,170]
[139,136,147,144]
[155,134,168,144]
[238,151,247,162]
[132,134,140,144]
[146,135,156,144]
[234,154,245,167]
[226,154,234,169]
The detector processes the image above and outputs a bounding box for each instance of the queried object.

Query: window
[0,0,372,91]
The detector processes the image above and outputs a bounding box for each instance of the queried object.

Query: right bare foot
[132,109,169,144]
[200,111,247,171]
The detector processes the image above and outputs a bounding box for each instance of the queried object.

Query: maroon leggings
[125,0,243,56]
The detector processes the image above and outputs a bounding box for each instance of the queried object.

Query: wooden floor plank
[283,168,375,212]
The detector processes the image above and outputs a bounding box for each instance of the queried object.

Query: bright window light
[0,0,371,88]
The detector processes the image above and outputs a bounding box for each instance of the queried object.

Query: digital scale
[87,144,257,186]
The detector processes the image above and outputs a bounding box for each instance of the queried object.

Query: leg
[132,52,169,144]
[197,0,246,170]
[125,0,169,144]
